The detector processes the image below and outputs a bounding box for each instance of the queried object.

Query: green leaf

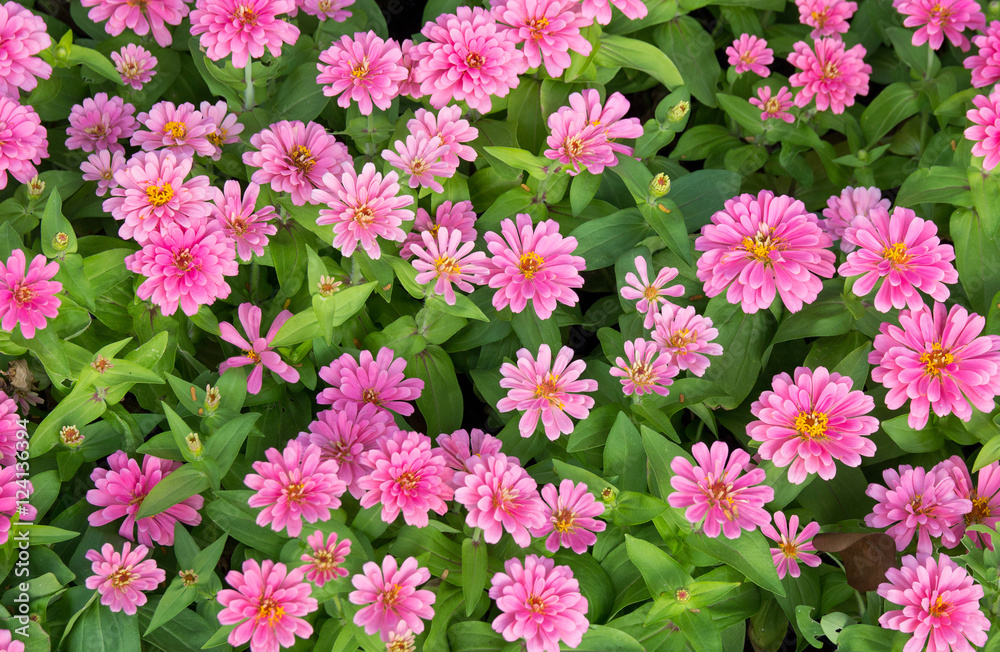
[612,492,669,526]
[860,82,921,146]
[40,187,78,257]
[575,626,646,652]
[207,492,285,558]
[425,293,489,323]
[410,345,463,436]
[270,225,308,297]
[205,412,260,477]
[312,281,377,334]
[604,412,645,493]
[67,597,140,651]
[481,147,549,180]
[570,173,602,216]
[653,17,719,106]
[795,605,826,648]
[570,208,650,270]
[881,413,945,453]
[835,624,900,651]
[772,292,855,344]
[596,34,684,90]
[461,538,488,617]
[675,609,723,652]
[511,309,561,352]
[270,63,330,123]
[716,93,763,136]
[447,621,506,652]
[30,388,106,456]
[895,166,973,207]
[625,534,693,598]
[55,254,96,312]
[270,309,321,348]
[135,465,209,519]
[969,168,1000,240]
[670,169,742,232]
[687,531,785,596]
[702,298,775,408]
[951,207,1000,315]
[144,579,198,636]
[568,405,623,452]
[67,44,123,85]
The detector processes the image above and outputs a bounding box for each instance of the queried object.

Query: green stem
[924,42,935,80]
[244,60,255,111]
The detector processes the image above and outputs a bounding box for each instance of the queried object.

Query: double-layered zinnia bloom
[0,629,23,652]
[0,97,47,190]
[821,185,891,251]
[349,556,436,642]
[0,250,61,340]
[300,530,351,587]
[761,511,822,579]
[112,44,157,90]
[66,93,137,155]
[455,453,547,547]
[492,0,592,78]
[788,38,871,114]
[316,31,406,115]
[407,106,479,167]
[243,120,350,206]
[0,393,20,466]
[610,338,677,397]
[85,543,165,615]
[400,200,478,259]
[796,0,857,38]
[190,0,300,69]
[965,90,1000,171]
[381,135,453,192]
[726,34,773,76]
[530,479,606,554]
[965,22,1000,87]
[81,150,126,197]
[131,101,216,158]
[219,303,299,394]
[436,427,503,478]
[896,0,985,50]
[651,304,724,377]
[410,227,490,305]
[0,2,51,100]
[934,456,1000,550]
[80,0,190,46]
[317,347,424,416]
[544,90,643,174]
[579,0,647,24]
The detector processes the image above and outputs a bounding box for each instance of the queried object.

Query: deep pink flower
[0,630,23,652]
[796,0,857,38]
[245,440,347,537]
[544,111,610,175]
[382,135,453,193]
[244,120,350,206]
[435,428,503,478]
[124,221,238,317]
[412,6,527,113]
[934,456,1000,550]
[0,97,46,189]
[489,555,589,652]
[726,34,773,76]
[761,511,822,579]
[620,255,684,328]
[358,430,454,527]
[81,150,126,197]
[317,347,424,416]
[897,0,985,50]
[131,101,215,158]
[485,214,586,319]
[219,303,300,394]
[407,106,478,166]
[455,453,547,546]
[0,250,61,340]
[300,0,352,20]
[87,450,204,546]
[668,441,774,539]
[788,38,871,114]
[398,38,422,98]
[966,90,1000,171]
[316,31,406,115]
[190,0,299,69]
[0,465,33,545]
[870,302,1000,429]
[749,367,878,485]
[85,543,165,615]
[531,480,606,554]
[0,393,20,467]
[822,185,891,251]
[112,44,157,90]
[217,558,318,652]
[410,227,490,305]
[965,21,1000,87]
[750,86,796,122]
[80,0,189,46]
[212,180,277,261]
[349,556,436,642]
[579,0,647,24]
[610,338,677,397]
[695,190,836,313]
[0,2,51,100]
[400,200,477,259]
[493,0,592,78]
[200,100,244,160]
[651,304,724,377]
[301,530,350,587]
[66,93,136,155]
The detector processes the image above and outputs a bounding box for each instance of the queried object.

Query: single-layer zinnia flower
[726,34,773,76]
[620,255,684,328]
[85,543,165,615]
[749,86,795,122]
[530,479,606,554]
[212,180,277,261]
[300,530,351,587]
[410,227,490,305]
[896,0,985,50]
[218,303,300,394]
[610,338,677,397]
[761,511,822,579]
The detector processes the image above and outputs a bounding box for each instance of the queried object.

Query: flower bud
[667,101,690,124]
[179,569,198,587]
[52,232,69,252]
[60,425,84,448]
[675,588,691,603]
[91,355,113,374]
[317,275,342,297]
[649,173,670,198]
[600,486,617,504]
[856,149,870,163]
[186,432,203,457]
[204,385,221,412]
[26,176,44,200]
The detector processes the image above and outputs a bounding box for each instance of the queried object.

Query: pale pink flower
[435,428,503,477]
[410,227,490,305]
[358,430,454,527]
[620,255,684,328]
[0,630,23,652]
[455,453,547,546]
[695,190,836,313]
[822,185,891,251]
[219,303,300,394]
[212,180,277,261]
[81,150,126,197]
[571,89,643,156]
[400,200,477,259]
[0,98,46,189]
[0,466,33,545]
[484,214,586,319]
[350,556,435,642]
[244,120,350,206]
[398,38,422,98]
[315,162,414,259]
[66,93,137,155]
[934,456,1000,550]
[382,135,453,193]
[489,555,589,652]
[579,0,647,24]
[112,44,157,90]
[245,440,347,538]
[610,338,677,397]
[0,2,51,99]
[726,34,773,76]
[651,304,724,377]
[761,511,822,579]
[796,0,857,38]
[80,0,189,46]
[412,6,527,113]
[668,441,774,539]
[965,21,1000,87]
[85,543,164,615]
[217,559,317,652]
[0,250,61,340]
[87,450,204,547]
[749,86,795,122]
[316,31,406,115]
[407,106,478,166]
[749,367,878,485]
[493,0,592,77]
[0,393,21,466]
[300,530,350,587]
[190,0,300,69]
[788,38,871,114]
[870,302,1000,429]
[531,479,606,554]
[966,90,1000,171]
[897,0,985,50]
[200,100,244,160]
[317,347,424,416]
[544,111,610,174]
[124,221,238,317]
[131,101,215,158]
[301,0,352,20]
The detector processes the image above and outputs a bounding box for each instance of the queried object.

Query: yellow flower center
[351,57,371,79]
[493,486,518,511]
[667,328,697,349]
[821,61,839,80]
[13,286,34,306]
[518,252,545,279]
[928,595,949,618]
[643,286,660,301]
[163,121,186,139]
[628,361,657,387]
[289,145,315,173]
[919,342,954,376]
[256,598,285,626]
[765,97,782,114]
[794,410,829,440]
[228,216,249,236]
[173,249,194,272]
[146,183,174,207]
[109,567,135,589]
[882,242,911,266]
[433,255,462,277]
[527,595,547,613]
[533,373,564,409]
[779,541,799,558]
[85,124,107,137]
[362,388,381,406]
[566,135,585,159]
[553,509,576,533]
[243,349,260,364]
[465,52,485,69]
[208,129,227,147]
[528,17,550,39]
[311,548,337,572]
[381,584,402,608]
[706,480,739,521]
[396,471,419,491]
[742,230,779,264]
[285,482,306,503]
[353,205,376,225]
[234,3,258,25]
[810,9,828,27]
[966,494,992,524]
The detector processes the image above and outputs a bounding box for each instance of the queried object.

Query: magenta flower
[897,0,985,50]
[610,338,678,397]
[544,112,610,175]
[493,0,592,78]
[965,21,1000,87]
[112,44,157,90]
[382,135,453,193]
[245,440,347,537]
[822,185,890,251]
[0,2,51,100]
[788,38,871,114]
[489,555,589,652]
[934,456,1000,550]
[244,120,350,206]
[695,190,836,314]
[0,393,21,466]
[190,0,299,69]
[301,0,352,20]
[870,302,1000,429]
[317,347,424,416]
[212,180,278,261]
[668,441,775,539]
[219,303,300,394]
[455,453,547,547]
[620,255,684,328]
[796,0,857,38]
[410,227,490,305]
[435,428,503,477]
[749,367,878,485]
[200,100,244,160]
[349,556,436,642]
[0,466,33,545]
[300,530,351,587]
[85,543,165,615]
[66,93,137,155]
[315,162,414,259]
[0,97,47,190]
[761,511,822,579]
[408,106,478,166]
[749,86,795,122]
[358,430,454,527]
[412,5,527,113]
[0,250,61,340]
[131,101,216,158]
[966,90,1000,171]
[498,344,597,440]
[579,0,647,24]
[651,304,723,377]
[0,630,23,652]
[316,31,406,115]
[839,206,958,313]
[726,34,774,76]
[217,559,318,652]
[484,214,586,319]
[81,0,189,46]
[81,150,126,197]
[531,480,606,554]
[400,200,478,259]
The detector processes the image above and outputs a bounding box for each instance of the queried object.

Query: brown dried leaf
[813,532,897,593]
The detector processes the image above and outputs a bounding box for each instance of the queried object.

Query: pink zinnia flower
[244,120,350,206]
[124,221,238,317]
[544,112,610,175]
[316,31,406,115]
[761,511,822,579]
[190,0,300,69]
[212,180,277,261]
[484,214,586,319]
[651,304,724,377]
[822,185,891,251]
[839,206,958,313]
[579,0,647,24]
[0,2,51,100]
[350,556,436,642]
[217,559,318,652]
[897,0,985,50]
[866,465,972,554]
[412,6,527,113]
[301,0,352,20]
[668,441,775,539]
[408,106,478,166]
[245,440,347,537]
[315,162,414,259]
[796,0,857,38]
[81,150,126,197]
[80,0,189,46]
[498,344,597,440]
[726,34,773,76]
[87,450,203,547]
[0,250,61,340]
[0,97,46,190]
[382,135,453,193]
[489,555,589,652]
[384,624,415,652]
[300,530,351,587]
[131,101,215,158]
[112,44,157,90]
[85,543,165,615]
[398,38,422,98]
[358,430,454,527]
[66,93,137,155]
[870,302,1000,429]
[695,190,836,314]
[455,453,547,546]
[493,0,592,78]
[965,21,1000,87]
[547,89,643,170]
[0,392,21,466]
[966,90,1000,171]
[934,456,1000,550]
[788,38,871,114]
[620,255,684,328]
[530,480,606,554]
[0,466,33,545]
[200,100,244,160]
[400,200,477,259]
[317,347,424,416]
[435,427,503,477]
[610,338,677,397]
[410,227,490,305]
[749,86,796,122]
[0,630,23,652]
[219,303,300,394]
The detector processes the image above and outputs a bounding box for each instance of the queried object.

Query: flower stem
[924,43,935,80]
[244,60,255,111]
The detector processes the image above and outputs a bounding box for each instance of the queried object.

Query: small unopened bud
[600,487,617,504]
[91,355,113,374]
[317,275,342,297]
[675,588,691,603]
[667,101,690,124]
[91,387,108,403]
[856,149,870,163]
[649,173,670,198]
[26,176,44,200]
[52,232,69,252]
[53,45,70,62]
[179,569,198,587]
[60,425,84,448]
[990,0,1000,16]
[204,385,221,412]
[186,432,203,457]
